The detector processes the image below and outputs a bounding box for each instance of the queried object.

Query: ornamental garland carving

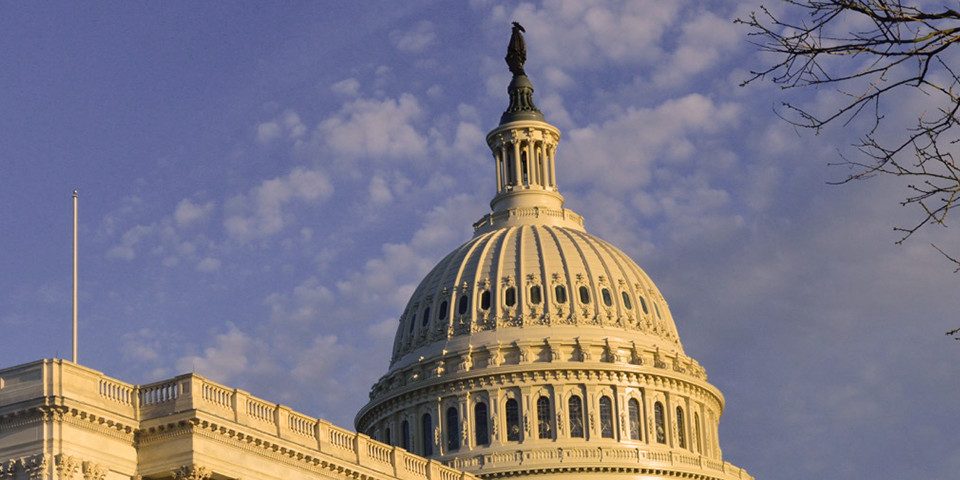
[173,465,210,480]
[55,454,81,480]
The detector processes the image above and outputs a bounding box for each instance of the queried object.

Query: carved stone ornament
[24,454,50,480]
[55,454,81,480]
[82,462,107,480]
[173,465,210,480]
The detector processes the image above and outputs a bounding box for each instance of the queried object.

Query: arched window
[676,407,686,449]
[654,303,662,319]
[536,396,551,439]
[504,287,516,307]
[530,285,542,304]
[622,291,632,310]
[480,290,490,310]
[401,420,411,451]
[654,402,666,444]
[601,288,612,307]
[474,402,489,446]
[578,285,590,304]
[407,312,415,333]
[628,398,642,441]
[505,398,521,441]
[554,285,567,303]
[421,413,434,456]
[599,396,614,438]
[421,307,431,326]
[521,151,529,184]
[639,295,649,314]
[694,412,702,453]
[506,157,515,185]
[438,301,448,319]
[458,295,469,315]
[446,407,460,451]
[568,396,585,438]
[384,427,392,445]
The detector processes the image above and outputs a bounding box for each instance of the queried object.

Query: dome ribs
[540,226,573,325]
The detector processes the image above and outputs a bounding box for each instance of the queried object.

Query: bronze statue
[505,22,526,76]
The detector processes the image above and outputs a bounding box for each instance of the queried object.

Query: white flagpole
[72,190,78,363]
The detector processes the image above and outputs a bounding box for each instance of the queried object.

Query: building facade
[0,26,751,480]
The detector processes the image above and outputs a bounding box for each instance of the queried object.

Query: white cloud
[654,11,741,86]
[318,94,427,158]
[196,257,221,273]
[107,224,154,260]
[256,110,306,144]
[174,199,215,228]
[224,168,334,242]
[368,175,393,205]
[391,21,437,53]
[331,78,360,96]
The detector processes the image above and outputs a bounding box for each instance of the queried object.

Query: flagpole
[72,189,78,364]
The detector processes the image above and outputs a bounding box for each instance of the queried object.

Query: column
[512,140,521,188]
[525,138,534,187]
[494,151,502,192]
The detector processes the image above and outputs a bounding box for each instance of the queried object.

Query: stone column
[512,139,521,188]
[494,151,502,192]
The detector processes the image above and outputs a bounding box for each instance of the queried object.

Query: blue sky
[2,2,958,479]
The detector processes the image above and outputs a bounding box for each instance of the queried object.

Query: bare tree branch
[738,1,960,339]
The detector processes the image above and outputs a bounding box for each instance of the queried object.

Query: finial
[500,22,543,124]
[505,22,527,76]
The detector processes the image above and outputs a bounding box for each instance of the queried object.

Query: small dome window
[407,313,415,333]
[458,295,469,315]
[421,307,431,326]
[554,285,567,303]
[480,290,491,310]
[638,295,649,314]
[654,303,662,319]
[601,288,612,307]
[529,285,542,304]
[504,287,516,307]
[578,286,590,304]
[438,301,448,319]
[622,292,632,310]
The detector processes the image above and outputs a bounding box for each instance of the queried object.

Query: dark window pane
[628,399,641,440]
[421,414,434,456]
[579,286,590,304]
[438,301,448,319]
[446,407,460,451]
[384,427,392,445]
[407,313,415,333]
[676,407,686,448]
[654,402,666,444]
[555,285,567,303]
[639,295,649,314]
[474,402,489,446]
[601,288,612,307]
[622,291,632,310]
[530,285,542,304]
[506,399,521,441]
[599,396,614,438]
[537,397,551,439]
[401,420,411,451]
[480,290,490,310]
[655,303,662,319]
[422,307,430,326]
[568,396,584,438]
[458,295,469,315]
[505,287,516,307]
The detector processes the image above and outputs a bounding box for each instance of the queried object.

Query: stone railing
[445,446,752,480]
[0,360,478,480]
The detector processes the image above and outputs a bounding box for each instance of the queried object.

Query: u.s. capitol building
[0,26,752,480]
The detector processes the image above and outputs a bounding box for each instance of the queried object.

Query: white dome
[388,223,684,371]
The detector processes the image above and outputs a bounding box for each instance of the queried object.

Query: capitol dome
[357,24,751,480]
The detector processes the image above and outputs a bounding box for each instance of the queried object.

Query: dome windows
[505,398,521,441]
[530,285,542,304]
[599,396,614,438]
[421,307,431,326]
[458,295,469,315]
[504,287,516,307]
[676,407,687,449]
[446,407,460,451]
[622,291,632,310]
[474,402,490,446]
[480,290,491,310]
[638,295,649,315]
[578,285,590,304]
[601,288,612,307]
[568,395,585,438]
[628,398,642,441]
[654,302,662,319]
[438,301,448,319]
[401,420,411,451]
[421,413,434,456]
[654,402,667,444]
[554,285,567,303]
[536,396,552,439]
